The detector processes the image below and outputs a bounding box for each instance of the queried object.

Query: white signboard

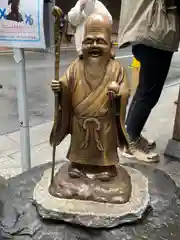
[0,0,45,48]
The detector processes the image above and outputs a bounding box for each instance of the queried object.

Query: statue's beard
[84,56,108,79]
[84,56,109,88]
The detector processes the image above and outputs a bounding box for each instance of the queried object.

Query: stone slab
[158,160,180,188]
[164,139,180,160]
[0,156,21,179]
[0,135,19,158]
[34,163,149,228]
[8,122,52,147]
[0,162,180,239]
[10,138,70,168]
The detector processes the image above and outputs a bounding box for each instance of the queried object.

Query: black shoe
[140,135,156,150]
[122,137,159,163]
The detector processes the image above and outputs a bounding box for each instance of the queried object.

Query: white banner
[0,0,45,48]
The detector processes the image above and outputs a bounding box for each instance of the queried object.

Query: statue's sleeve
[115,65,130,148]
[50,63,75,146]
[117,66,130,122]
[117,66,130,98]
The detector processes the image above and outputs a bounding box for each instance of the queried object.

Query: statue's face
[82,30,111,61]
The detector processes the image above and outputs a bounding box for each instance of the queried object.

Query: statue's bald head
[82,13,113,62]
[84,13,112,42]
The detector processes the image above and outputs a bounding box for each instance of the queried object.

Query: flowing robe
[50,58,129,166]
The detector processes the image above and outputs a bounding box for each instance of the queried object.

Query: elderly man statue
[50,13,131,204]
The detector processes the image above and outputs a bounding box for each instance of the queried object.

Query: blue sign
[25,14,33,26]
[0,8,6,20]
[0,0,45,49]
[0,7,34,25]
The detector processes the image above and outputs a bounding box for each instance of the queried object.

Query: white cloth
[68,0,112,53]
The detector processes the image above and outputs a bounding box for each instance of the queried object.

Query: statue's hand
[108,81,120,96]
[51,80,61,92]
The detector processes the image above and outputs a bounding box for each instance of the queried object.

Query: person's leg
[124,44,173,161]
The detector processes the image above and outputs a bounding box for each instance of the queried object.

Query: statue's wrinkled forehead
[84,13,112,36]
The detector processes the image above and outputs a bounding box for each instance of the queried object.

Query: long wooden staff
[51,6,63,186]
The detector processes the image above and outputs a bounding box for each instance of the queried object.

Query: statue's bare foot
[95,166,117,182]
[68,163,85,178]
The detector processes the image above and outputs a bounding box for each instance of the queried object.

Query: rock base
[49,163,132,204]
[33,163,149,228]
[1,162,180,239]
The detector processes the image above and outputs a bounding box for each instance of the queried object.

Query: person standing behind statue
[59,13,66,35]
[64,14,75,43]
[68,0,112,55]
[118,0,180,162]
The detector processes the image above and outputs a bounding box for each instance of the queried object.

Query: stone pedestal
[33,163,149,228]
[0,162,180,240]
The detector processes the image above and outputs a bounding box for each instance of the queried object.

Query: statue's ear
[110,42,116,59]
[110,41,115,59]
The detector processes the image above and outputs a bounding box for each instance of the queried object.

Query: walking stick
[51,6,63,186]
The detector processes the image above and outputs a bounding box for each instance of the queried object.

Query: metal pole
[45,1,55,52]
[13,48,31,172]
[51,0,56,51]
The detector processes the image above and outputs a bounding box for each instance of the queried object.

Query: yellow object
[130,57,140,96]
[131,57,140,68]
[113,41,118,46]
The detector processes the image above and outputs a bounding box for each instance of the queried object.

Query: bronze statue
[49,12,132,204]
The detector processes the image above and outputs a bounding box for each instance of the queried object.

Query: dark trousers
[126,44,173,141]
